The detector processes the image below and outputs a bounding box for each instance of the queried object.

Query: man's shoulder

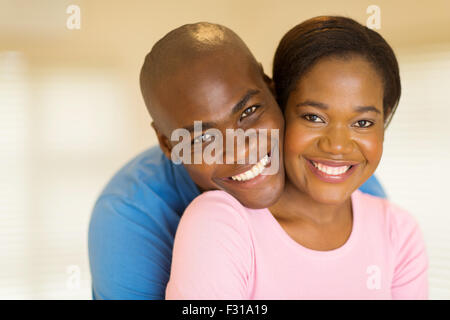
[88,146,193,300]
[91,145,199,224]
[100,146,173,197]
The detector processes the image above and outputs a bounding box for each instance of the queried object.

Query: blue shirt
[88,145,386,300]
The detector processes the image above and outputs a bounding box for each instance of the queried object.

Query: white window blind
[0,51,33,299]
[377,46,450,299]
[0,51,137,299]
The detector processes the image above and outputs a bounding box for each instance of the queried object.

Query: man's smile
[229,152,271,182]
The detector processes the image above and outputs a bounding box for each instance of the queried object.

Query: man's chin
[228,184,284,209]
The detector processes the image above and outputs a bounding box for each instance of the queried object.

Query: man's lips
[216,139,280,185]
[219,140,277,181]
[229,153,270,181]
[216,154,273,188]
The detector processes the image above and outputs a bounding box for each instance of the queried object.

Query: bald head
[138,22,285,206]
[139,22,261,128]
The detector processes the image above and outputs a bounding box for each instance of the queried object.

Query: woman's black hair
[273,16,401,127]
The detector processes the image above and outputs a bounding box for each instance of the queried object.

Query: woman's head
[273,16,401,205]
[273,16,400,127]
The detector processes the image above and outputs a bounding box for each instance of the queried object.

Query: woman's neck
[269,179,353,227]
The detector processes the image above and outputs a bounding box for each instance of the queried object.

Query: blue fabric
[359,174,387,199]
[88,146,200,300]
[88,145,386,300]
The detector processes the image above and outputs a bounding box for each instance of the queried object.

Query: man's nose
[318,124,354,155]
[223,132,260,164]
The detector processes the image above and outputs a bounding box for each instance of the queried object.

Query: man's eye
[353,120,374,128]
[303,114,324,123]
[193,133,213,145]
[240,105,259,120]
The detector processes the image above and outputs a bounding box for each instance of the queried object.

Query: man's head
[140,22,285,209]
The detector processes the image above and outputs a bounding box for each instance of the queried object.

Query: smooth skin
[270,55,385,251]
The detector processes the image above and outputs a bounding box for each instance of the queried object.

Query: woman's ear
[151,122,172,160]
[258,62,276,98]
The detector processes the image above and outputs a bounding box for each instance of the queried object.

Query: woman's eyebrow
[296,100,381,114]
[354,105,381,114]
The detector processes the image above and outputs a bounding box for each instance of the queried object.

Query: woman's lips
[305,157,360,183]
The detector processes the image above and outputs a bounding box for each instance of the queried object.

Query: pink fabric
[166,190,428,299]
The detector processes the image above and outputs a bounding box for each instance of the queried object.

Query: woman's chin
[305,186,355,206]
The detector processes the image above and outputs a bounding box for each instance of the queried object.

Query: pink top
[166,190,428,299]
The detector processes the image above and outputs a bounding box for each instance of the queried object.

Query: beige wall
[1,0,449,299]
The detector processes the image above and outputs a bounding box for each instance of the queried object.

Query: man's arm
[88,194,180,300]
[87,146,200,300]
[360,174,387,198]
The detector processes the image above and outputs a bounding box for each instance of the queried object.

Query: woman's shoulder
[180,190,251,230]
[355,190,415,219]
[187,190,249,214]
[189,189,246,207]
[353,190,422,243]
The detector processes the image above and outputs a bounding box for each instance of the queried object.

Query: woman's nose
[318,124,354,155]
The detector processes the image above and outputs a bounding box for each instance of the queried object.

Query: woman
[165,16,428,299]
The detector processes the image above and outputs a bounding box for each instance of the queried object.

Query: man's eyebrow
[183,121,216,133]
[354,105,381,114]
[232,89,260,114]
[181,89,260,133]
[296,100,329,110]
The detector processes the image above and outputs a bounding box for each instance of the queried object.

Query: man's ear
[258,62,276,97]
[151,122,172,160]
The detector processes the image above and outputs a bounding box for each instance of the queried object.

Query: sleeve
[88,194,179,300]
[359,175,387,199]
[390,205,429,300]
[165,192,254,300]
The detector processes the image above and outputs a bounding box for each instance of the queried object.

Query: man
[88,22,386,300]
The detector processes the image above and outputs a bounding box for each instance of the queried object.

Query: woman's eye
[303,114,324,123]
[193,133,213,145]
[353,120,374,128]
[240,105,259,120]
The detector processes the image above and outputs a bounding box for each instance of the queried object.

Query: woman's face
[283,55,385,205]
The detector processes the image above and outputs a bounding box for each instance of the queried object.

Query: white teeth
[312,161,350,176]
[230,154,270,182]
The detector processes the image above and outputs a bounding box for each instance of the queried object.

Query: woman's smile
[304,157,361,184]
[281,54,385,205]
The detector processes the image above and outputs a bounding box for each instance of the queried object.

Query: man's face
[151,50,285,209]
